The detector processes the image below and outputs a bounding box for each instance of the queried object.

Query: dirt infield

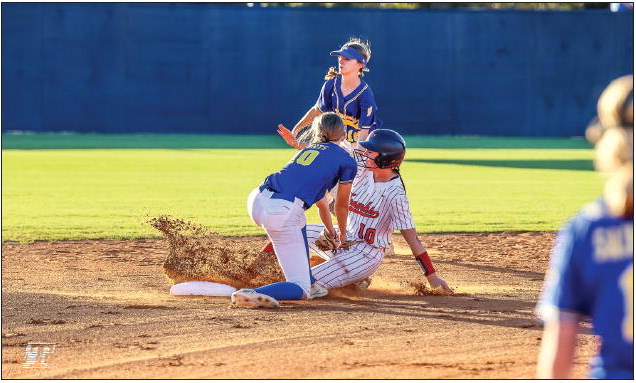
[2,232,596,379]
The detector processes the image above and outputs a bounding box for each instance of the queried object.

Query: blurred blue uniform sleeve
[358,89,380,131]
[537,219,591,321]
[338,157,357,184]
[315,79,334,113]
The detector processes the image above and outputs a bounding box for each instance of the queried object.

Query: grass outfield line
[2,134,602,242]
[2,133,592,149]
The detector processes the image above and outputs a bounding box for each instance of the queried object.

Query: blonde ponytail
[588,75,634,218]
[324,66,339,80]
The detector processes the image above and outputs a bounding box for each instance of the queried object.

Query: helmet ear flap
[374,150,405,169]
[374,154,389,168]
[372,156,385,168]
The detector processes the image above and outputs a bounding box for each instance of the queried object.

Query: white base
[170,281,237,297]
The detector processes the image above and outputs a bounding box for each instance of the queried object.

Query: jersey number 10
[357,223,376,244]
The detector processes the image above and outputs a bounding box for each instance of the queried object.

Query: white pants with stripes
[247,187,312,295]
[305,224,385,289]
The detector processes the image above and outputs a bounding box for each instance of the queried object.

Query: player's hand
[337,231,347,248]
[329,229,341,249]
[426,273,454,294]
[277,124,299,149]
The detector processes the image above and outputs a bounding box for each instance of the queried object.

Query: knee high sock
[255,282,305,300]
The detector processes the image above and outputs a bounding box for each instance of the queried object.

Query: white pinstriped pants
[305,224,385,289]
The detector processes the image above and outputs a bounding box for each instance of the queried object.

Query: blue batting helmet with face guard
[355,129,406,169]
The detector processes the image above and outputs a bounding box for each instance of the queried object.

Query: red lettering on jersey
[349,193,379,218]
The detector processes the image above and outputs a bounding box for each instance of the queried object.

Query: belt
[259,184,309,210]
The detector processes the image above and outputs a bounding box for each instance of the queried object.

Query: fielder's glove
[315,228,339,251]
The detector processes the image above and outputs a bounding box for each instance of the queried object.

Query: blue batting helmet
[357,129,406,169]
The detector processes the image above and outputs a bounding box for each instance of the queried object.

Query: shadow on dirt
[297,293,542,331]
[435,260,546,279]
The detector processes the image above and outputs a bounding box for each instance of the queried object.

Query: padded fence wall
[2,4,633,136]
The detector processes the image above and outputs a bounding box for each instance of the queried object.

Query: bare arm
[334,183,352,245]
[400,228,426,254]
[292,106,322,137]
[357,129,370,143]
[401,228,454,293]
[316,194,336,239]
[536,318,580,379]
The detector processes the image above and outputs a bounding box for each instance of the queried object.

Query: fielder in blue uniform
[314,60,380,144]
[279,38,381,149]
[232,112,357,308]
[536,75,634,379]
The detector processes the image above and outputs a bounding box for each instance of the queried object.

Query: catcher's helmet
[357,129,406,169]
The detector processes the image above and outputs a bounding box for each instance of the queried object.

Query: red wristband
[415,251,436,276]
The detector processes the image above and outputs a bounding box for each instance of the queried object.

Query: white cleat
[231,289,280,309]
[309,283,329,299]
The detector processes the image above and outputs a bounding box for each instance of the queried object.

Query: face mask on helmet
[353,149,378,168]
[353,148,405,169]
[356,129,406,169]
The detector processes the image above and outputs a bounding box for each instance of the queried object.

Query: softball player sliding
[308,129,453,297]
[278,37,381,149]
[536,75,633,379]
[232,112,357,309]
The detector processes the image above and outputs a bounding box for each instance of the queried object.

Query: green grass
[2,134,603,242]
[2,132,592,149]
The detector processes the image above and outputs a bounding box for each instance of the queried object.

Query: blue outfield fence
[1,4,633,137]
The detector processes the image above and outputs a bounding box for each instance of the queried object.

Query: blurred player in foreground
[307,129,453,297]
[278,37,381,149]
[536,75,634,379]
[232,112,356,308]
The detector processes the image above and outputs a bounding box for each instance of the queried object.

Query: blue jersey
[537,199,634,379]
[316,75,381,143]
[263,142,357,208]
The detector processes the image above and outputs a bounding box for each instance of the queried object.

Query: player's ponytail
[311,112,346,144]
[393,167,407,194]
[595,127,633,218]
[586,75,634,218]
[324,67,339,81]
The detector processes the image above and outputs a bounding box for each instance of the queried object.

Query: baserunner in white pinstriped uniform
[307,129,454,296]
